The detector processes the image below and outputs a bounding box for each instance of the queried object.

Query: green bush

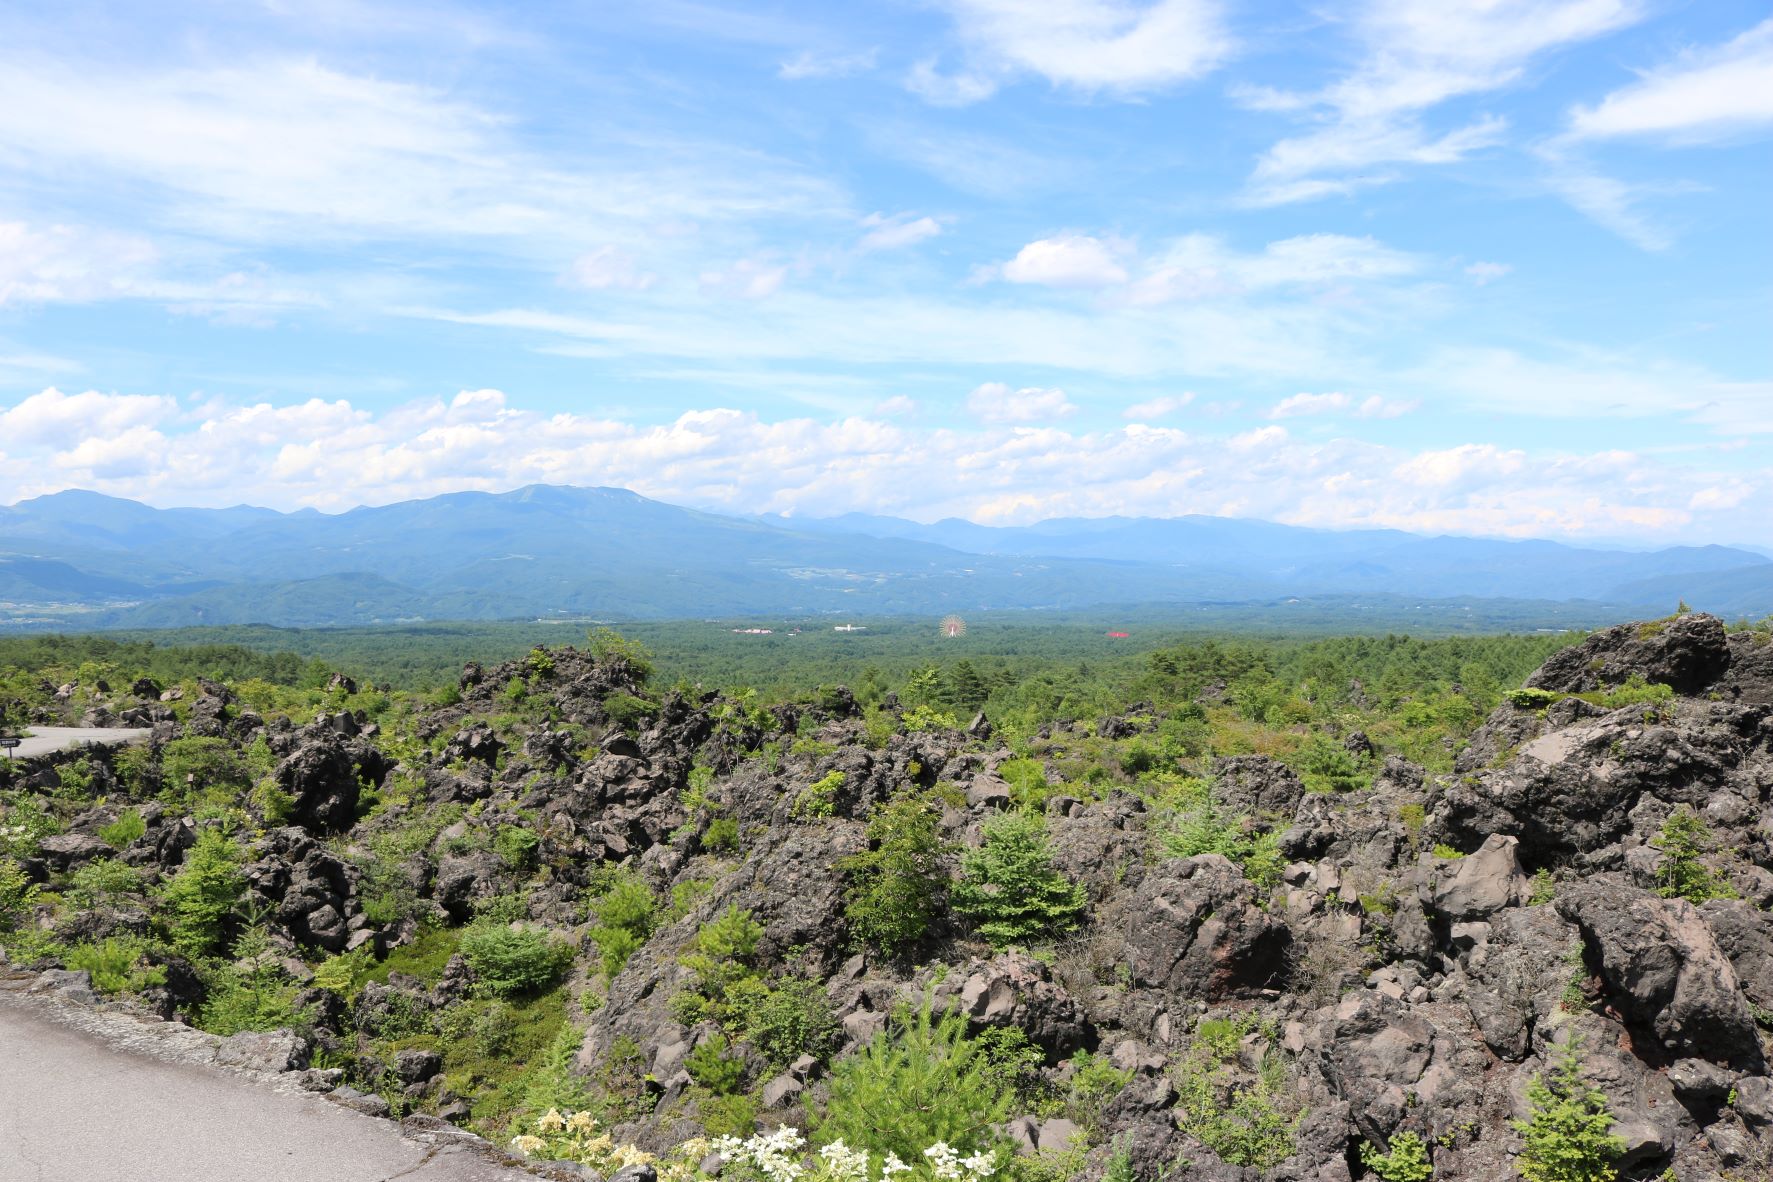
[493,823,541,871]
[65,936,165,995]
[702,816,740,852]
[160,737,250,806]
[748,975,839,1068]
[587,870,656,978]
[1652,806,1736,904]
[1161,782,1285,891]
[459,923,572,998]
[1360,1131,1433,1181]
[588,628,655,683]
[677,905,764,1020]
[601,693,658,732]
[1,857,41,931]
[159,829,245,957]
[952,811,1087,948]
[839,796,949,958]
[1508,687,1563,710]
[795,770,844,819]
[685,1031,746,1094]
[813,1003,1013,1173]
[66,858,145,909]
[1173,1032,1298,1169]
[1512,1036,1624,1182]
[98,808,146,849]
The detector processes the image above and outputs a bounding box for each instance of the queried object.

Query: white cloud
[564,247,656,292]
[1465,261,1512,285]
[914,0,1232,103]
[0,222,160,305]
[0,57,839,252]
[1000,235,1130,288]
[2,387,1763,544]
[1243,1,1645,203]
[1268,391,1349,419]
[698,258,790,300]
[857,214,943,252]
[1567,19,1773,143]
[779,48,879,80]
[873,395,921,417]
[1356,395,1418,419]
[1123,393,1195,420]
[966,382,1077,424]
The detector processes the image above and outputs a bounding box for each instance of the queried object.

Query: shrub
[588,870,656,978]
[159,829,245,957]
[1360,1131,1433,1182]
[66,858,145,909]
[1652,806,1736,904]
[493,823,541,871]
[98,808,146,849]
[748,975,839,1068]
[1297,733,1368,794]
[796,770,844,819]
[1065,1051,1132,1137]
[814,1003,1013,1172]
[312,946,376,999]
[459,923,572,998]
[839,796,949,958]
[685,1031,746,1094]
[952,811,1087,948]
[677,905,764,1019]
[1161,783,1285,891]
[702,816,741,852]
[1,857,41,931]
[602,692,658,733]
[1512,1035,1624,1182]
[1508,688,1562,710]
[64,936,165,995]
[588,628,655,684]
[160,737,250,806]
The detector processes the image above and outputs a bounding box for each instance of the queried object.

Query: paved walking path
[3,726,152,760]
[0,986,537,1182]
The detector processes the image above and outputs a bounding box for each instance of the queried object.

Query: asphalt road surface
[0,990,536,1182]
[3,726,152,760]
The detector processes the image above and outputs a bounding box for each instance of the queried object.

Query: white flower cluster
[708,1129,994,1182]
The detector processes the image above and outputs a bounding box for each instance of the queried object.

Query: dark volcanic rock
[1527,613,1730,696]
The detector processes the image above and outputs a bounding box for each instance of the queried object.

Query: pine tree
[1512,1035,1624,1182]
[952,810,1087,947]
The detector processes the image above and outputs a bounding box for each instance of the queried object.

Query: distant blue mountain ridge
[0,485,1767,629]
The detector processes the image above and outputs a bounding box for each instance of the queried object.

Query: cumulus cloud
[999,235,1130,288]
[913,0,1232,104]
[0,222,160,305]
[857,214,943,252]
[0,386,1763,543]
[966,382,1078,424]
[1123,393,1195,420]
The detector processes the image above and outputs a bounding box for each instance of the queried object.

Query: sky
[0,0,1769,546]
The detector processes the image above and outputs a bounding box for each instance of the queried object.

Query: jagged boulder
[945,952,1090,1060]
[276,739,361,833]
[1426,835,1530,922]
[1212,754,1307,818]
[1558,882,1764,1070]
[1527,613,1730,696]
[1106,855,1290,1004]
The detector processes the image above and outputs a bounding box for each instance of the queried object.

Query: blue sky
[0,1,1769,545]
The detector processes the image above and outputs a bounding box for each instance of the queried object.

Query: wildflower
[566,1110,598,1135]
[959,1150,998,1180]
[510,1135,546,1156]
[925,1142,962,1181]
[881,1154,912,1179]
[536,1108,567,1133]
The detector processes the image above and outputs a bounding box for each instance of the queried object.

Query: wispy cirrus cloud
[1239,0,1645,205]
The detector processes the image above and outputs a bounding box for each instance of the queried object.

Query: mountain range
[1,485,1768,630]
